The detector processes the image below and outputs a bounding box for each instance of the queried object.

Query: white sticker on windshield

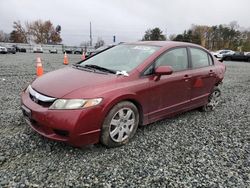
[116,71,129,77]
[132,46,152,51]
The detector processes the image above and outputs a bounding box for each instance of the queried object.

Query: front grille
[29,94,53,107]
[28,85,56,108]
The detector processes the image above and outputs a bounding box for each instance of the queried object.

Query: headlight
[49,98,102,110]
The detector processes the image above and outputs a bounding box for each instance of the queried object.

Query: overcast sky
[0,0,250,46]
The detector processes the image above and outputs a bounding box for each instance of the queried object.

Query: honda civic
[21,41,226,147]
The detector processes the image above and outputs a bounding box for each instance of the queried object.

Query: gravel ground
[0,53,249,187]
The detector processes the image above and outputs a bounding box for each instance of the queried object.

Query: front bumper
[21,91,103,147]
[0,50,7,54]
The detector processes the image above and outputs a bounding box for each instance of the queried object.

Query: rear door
[188,47,217,106]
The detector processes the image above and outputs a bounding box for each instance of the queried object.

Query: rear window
[155,48,188,72]
[190,48,210,68]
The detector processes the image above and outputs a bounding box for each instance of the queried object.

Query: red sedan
[21,41,226,147]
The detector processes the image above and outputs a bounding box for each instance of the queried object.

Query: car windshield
[79,44,159,72]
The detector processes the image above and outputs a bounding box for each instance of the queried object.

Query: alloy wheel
[205,90,221,111]
[109,108,135,142]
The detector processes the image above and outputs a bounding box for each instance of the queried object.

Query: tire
[100,101,139,148]
[247,58,250,62]
[201,86,221,112]
[225,57,231,61]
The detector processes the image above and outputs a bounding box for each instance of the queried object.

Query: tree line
[142,22,250,51]
[2,20,250,51]
[0,20,62,44]
[0,20,106,49]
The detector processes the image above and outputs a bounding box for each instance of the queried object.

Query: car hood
[31,67,121,98]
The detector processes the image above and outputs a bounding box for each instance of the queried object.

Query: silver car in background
[0,46,8,54]
[33,46,43,53]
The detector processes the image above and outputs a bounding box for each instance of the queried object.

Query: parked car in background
[212,49,234,60]
[74,48,83,54]
[0,46,8,54]
[33,46,43,53]
[64,48,73,54]
[221,51,250,62]
[49,48,58,54]
[6,46,16,54]
[85,51,93,58]
[13,45,26,53]
[21,41,226,148]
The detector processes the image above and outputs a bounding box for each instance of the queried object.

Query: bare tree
[9,21,28,43]
[168,34,176,41]
[0,30,5,42]
[95,37,105,49]
[27,20,62,44]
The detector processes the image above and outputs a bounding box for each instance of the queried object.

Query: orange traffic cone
[81,51,86,60]
[64,52,69,65]
[36,57,43,77]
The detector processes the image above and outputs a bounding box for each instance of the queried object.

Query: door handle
[184,74,190,82]
[209,70,214,76]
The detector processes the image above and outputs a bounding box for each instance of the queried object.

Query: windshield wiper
[72,64,95,72]
[72,64,82,68]
[83,64,116,74]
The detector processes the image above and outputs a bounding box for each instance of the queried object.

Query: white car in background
[33,46,43,53]
[49,47,58,54]
[0,46,8,54]
[212,50,234,60]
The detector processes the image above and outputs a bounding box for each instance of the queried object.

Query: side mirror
[155,66,173,76]
[154,66,173,81]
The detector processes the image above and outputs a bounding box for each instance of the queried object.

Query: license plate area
[21,105,32,119]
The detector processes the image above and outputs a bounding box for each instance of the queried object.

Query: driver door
[146,47,192,122]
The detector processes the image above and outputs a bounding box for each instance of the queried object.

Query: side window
[143,64,154,76]
[190,48,210,68]
[155,48,188,72]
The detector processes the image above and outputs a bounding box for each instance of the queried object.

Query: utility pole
[90,22,92,47]
[165,28,168,40]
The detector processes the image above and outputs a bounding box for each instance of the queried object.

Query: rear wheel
[100,101,139,147]
[225,56,231,61]
[201,87,221,111]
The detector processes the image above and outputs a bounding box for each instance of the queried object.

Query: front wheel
[201,87,221,111]
[100,101,139,148]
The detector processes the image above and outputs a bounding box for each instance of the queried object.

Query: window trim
[141,46,190,77]
[208,53,214,65]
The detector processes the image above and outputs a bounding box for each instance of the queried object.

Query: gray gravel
[0,53,250,187]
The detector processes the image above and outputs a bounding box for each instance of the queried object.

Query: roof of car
[126,41,202,48]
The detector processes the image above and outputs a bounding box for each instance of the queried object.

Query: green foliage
[142,28,166,41]
[173,29,200,44]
